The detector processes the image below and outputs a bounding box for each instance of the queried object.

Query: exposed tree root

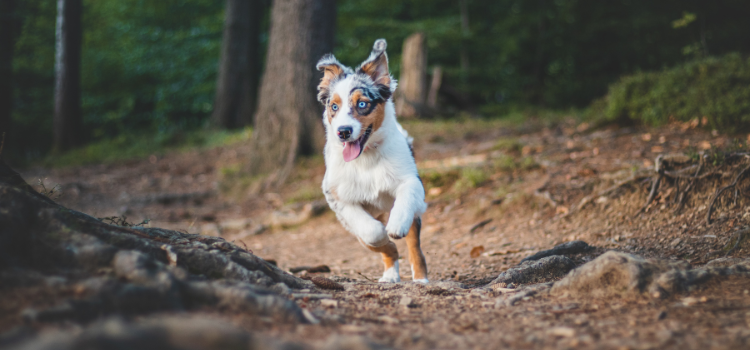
[706,164,750,225]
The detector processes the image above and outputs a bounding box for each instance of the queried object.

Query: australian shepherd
[315,39,428,283]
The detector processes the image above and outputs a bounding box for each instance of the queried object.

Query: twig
[356,271,376,282]
[706,164,750,225]
[674,160,703,213]
[634,175,661,216]
[469,218,493,233]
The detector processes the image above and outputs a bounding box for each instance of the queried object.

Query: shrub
[600,53,750,132]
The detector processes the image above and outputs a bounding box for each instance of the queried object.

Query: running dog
[315,39,428,283]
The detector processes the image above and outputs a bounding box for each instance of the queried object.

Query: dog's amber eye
[331,104,339,111]
[357,101,368,109]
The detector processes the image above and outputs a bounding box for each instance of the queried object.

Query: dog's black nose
[337,126,353,141]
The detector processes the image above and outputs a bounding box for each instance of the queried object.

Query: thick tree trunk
[211,0,264,129]
[396,32,427,118]
[299,0,335,156]
[0,0,17,140]
[247,0,335,187]
[53,0,83,152]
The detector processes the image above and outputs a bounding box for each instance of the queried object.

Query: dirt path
[13,119,750,349]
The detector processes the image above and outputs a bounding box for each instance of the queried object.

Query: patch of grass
[453,167,490,192]
[594,53,750,132]
[420,169,461,190]
[41,127,252,168]
[493,155,539,172]
[492,138,522,153]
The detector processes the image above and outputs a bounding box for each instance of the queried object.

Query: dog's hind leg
[405,217,428,283]
[359,238,400,283]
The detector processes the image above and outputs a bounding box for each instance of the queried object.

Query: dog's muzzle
[337,126,353,141]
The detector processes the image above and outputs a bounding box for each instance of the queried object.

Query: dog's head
[316,39,396,162]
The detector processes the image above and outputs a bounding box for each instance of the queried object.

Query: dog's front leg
[385,177,427,239]
[336,203,401,283]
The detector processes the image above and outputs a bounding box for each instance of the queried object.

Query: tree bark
[211,0,264,129]
[53,0,83,152]
[426,66,442,109]
[247,0,335,187]
[0,0,18,140]
[299,0,335,156]
[396,32,427,118]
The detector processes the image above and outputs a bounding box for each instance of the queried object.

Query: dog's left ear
[316,54,347,104]
[358,39,393,99]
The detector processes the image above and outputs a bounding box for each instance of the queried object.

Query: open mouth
[342,125,373,162]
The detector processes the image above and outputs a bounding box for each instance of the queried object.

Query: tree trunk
[396,32,427,118]
[53,0,83,152]
[299,0,335,156]
[0,0,17,141]
[426,66,442,109]
[247,0,335,187]
[211,0,264,129]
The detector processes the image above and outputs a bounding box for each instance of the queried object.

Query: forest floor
[9,116,750,349]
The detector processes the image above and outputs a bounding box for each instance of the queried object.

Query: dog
[315,39,428,283]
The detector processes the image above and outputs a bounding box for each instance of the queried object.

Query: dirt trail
[10,119,750,349]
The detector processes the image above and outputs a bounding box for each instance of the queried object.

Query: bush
[600,53,750,132]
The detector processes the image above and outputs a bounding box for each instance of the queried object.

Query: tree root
[706,164,750,225]
[0,160,311,325]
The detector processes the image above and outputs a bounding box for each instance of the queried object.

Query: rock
[323,335,392,350]
[5,316,303,350]
[320,299,339,308]
[550,251,678,298]
[521,240,594,262]
[550,251,750,299]
[549,327,576,337]
[489,255,576,286]
[399,297,414,307]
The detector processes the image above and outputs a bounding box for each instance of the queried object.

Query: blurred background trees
[2,0,750,166]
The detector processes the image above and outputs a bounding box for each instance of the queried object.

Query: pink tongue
[343,141,362,162]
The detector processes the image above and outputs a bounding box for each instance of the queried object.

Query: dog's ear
[316,54,347,104]
[357,39,393,99]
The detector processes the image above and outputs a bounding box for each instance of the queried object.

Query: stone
[490,255,577,286]
[521,240,594,262]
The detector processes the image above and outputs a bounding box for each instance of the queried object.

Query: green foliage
[10,0,225,161]
[42,127,251,168]
[600,53,750,132]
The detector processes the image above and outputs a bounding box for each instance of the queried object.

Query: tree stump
[396,32,427,118]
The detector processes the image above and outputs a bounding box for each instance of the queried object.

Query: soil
[8,118,750,349]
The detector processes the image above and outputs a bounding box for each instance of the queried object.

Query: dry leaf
[470,245,485,258]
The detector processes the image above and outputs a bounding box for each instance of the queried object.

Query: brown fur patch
[318,64,344,93]
[349,90,386,135]
[360,54,391,86]
[327,94,342,124]
[406,218,428,280]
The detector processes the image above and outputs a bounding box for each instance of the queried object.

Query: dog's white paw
[412,278,429,284]
[385,212,412,239]
[378,262,401,283]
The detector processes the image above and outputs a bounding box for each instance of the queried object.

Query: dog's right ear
[316,54,347,104]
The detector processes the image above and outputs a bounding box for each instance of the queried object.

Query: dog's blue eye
[331,104,338,111]
[358,101,367,109]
